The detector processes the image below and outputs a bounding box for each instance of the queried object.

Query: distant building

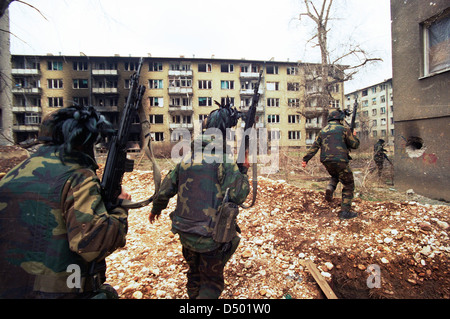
[391,0,450,201]
[9,54,345,149]
[345,78,394,145]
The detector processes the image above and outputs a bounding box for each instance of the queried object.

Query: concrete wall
[391,0,450,201]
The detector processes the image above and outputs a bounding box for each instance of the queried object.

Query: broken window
[266,82,279,91]
[149,62,163,72]
[220,64,234,73]
[149,79,163,89]
[267,114,280,123]
[287,82,300,91]
[288,131,301,140]
[149,97,163,107]
[198,63,212,72]
[198,97,212,107]
[48,97,63,108]
[423,10,450,75]
[267,98,279,107]
[73,79,88,89]
[73,61,88,71]
[198,80,212,89]
[221,80,234,90]
[287,67,298,75]
[48,79,63,89]
[288,115,300,124]
[47,61,63,71]
[149,115,164,124]
[266,65,278,74]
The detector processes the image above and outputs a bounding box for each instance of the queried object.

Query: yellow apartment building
[10,54,345,150]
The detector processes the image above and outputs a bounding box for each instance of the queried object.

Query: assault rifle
[350,100,358,133]
[342,100,358,133]
[238,69,263,208]
[101,57,149,210]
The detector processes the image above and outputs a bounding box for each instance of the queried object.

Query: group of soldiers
[0,105,390,299]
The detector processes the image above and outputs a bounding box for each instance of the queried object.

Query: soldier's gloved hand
[149,212,160,224]
[302,161,307,168]
[118,187,132,201]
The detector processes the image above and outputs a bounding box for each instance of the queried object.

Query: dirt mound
[106,169,449,299]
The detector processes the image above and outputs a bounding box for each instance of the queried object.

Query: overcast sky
[8,0,392,93]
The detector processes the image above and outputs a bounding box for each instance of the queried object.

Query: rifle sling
[240,162,257,209]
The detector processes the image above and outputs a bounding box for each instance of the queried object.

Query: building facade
[9,54,344,150]
[391,0,450,201]
[345,78,394,145]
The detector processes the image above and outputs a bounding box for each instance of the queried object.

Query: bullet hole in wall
[405,136,426,158]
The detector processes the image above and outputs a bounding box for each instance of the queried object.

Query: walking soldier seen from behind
[0,105,131,298]
[149,102,250,299]
[302,109,360,219]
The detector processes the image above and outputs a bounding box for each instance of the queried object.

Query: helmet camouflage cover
[205,99,241,134]
[327,109,345,122]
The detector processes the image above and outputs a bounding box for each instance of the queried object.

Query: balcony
[168,70,193,77]
[12,68,39,75]
[303,107,326,117]
[240,88,264,95]
[92,87,118,94]
[169,123,194,130]
[168,105,193,113]
[240,71,260,79]
[239,105,264,113]
[168,87,193,95]
[92,69,118,76]
[305,123,322,129]
[94,106,119,112]
[13,124,40,132]
[12,87,41,94]
[12,106,42,113]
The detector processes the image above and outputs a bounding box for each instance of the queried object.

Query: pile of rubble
[105,169,450,299]
[2,146,447,299]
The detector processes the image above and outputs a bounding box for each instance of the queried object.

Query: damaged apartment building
[6,54,345,151]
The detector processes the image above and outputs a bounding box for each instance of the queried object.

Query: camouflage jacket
[373,142,388,162]
[303,121,360,163]
[151,136,250,252]
[0,145,127,298]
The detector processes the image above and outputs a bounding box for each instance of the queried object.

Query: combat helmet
[39,105,113,161]
[205,98,242,135]
[327,109,345,122]
[38,110,58,143]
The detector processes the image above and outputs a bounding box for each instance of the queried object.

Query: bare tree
[297,0,382,128]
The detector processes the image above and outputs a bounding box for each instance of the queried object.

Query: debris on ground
[106,169,450,299]
[1,146,448,299]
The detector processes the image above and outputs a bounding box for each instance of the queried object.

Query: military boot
[325,186,335,202]
[339,210,357,220]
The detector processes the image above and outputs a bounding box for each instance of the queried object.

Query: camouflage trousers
[322,161,355,211]
[182,236,240,299]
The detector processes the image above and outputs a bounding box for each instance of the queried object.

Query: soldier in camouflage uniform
[0,105,130,298]
[150,104,250,299]
[302,110,360,219]
[372,139,390,177]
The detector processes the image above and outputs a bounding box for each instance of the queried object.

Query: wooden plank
[305,259,338,299]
